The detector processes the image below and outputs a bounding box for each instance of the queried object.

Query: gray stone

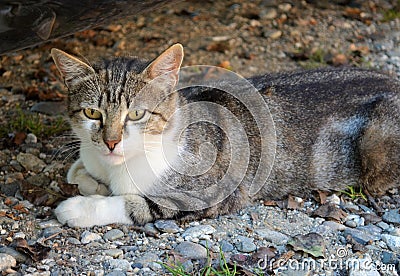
[0,253,16,271]
[382,234,400,253]
[382,209,400,225]
[104,249,123,258]
[106,259,131,271]
[154,220,180,234]
[357,225,382,239]
[25,133,37,144]
[41,226,63,238]
[103,229,124,241]
[219,240,234,252]
[144,223,159,236]
[376,221,390,231]
[345,220,357,228]
[255,228,289,245]
[16,152,46,173]
[343,228,380,245]
[30,101,67,116]
[136,253,159,265]
[236,236,257,253]
[67,237,81,245]
[182,225,215,239]
[0,246,28,263]
[174,241,207,259]
[322,221,346,231]
[81,230,102,244]
[38,219,62,229]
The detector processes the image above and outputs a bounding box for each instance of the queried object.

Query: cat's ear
[144,43,183,86]
[51,48,95,88]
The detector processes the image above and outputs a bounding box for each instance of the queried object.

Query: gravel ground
[0,0,400,275]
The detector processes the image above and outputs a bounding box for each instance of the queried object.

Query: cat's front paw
[55,196,97,227]
[55,195,132,227]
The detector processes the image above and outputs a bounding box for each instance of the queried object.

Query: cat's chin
[103,153,125,165]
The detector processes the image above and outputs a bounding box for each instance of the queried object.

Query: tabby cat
[51,44,400,227]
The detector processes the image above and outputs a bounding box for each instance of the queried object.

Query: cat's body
[51,44,400,227]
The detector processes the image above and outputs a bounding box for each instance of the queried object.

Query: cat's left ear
[51,48,95,88]
[144,43,184,87]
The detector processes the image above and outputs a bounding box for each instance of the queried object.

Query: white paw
[55,196,97,227]
[55,195,132,227]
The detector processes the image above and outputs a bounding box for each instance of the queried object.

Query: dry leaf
[14,238,51,262]
[312,203,348,222]
[317,190,328,204]
[58,182,80,197]
[288,233,325,258]
[287,195,304,210]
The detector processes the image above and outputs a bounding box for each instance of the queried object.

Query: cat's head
[51,44,184,165]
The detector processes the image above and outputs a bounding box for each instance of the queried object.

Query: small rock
[343,228,379,245]
[260,8,278,20]
[174,241,207,259]
[264,30,282,40]
[382,209,400,225]
[131,263,143,269]
[345,220,357,228]
[0,247,28,263]
[236,236,257,253]
[16,152,46,173]
[81,230,102,244]
[326,194,341,205]
[219,240,234,252]
[322,221,346,231]
[30,101,67,116]
[382,234,400,253]
[67,237,81,245]
[390,227,400,236]
[0,253,16,271]
[106,259,131,271]
[25,133,37,144]
[144,223,159,236]
[154,220,180,234]
[255,228,289,245]
[278,3,292,12]
[26,174,51,186]
[103,229,124,241]
[182,225,215,239]
[136,253,159,265]
[104,249,123,258]
[376,221,389,231]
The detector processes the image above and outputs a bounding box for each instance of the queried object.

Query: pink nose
[104,139,120,151]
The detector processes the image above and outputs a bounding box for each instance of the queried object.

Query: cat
[51,43,400,227]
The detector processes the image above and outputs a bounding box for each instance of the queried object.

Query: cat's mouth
[103,152,125,164]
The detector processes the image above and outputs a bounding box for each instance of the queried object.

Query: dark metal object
[0,0,173,54]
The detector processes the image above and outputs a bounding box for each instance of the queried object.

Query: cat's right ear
[51,48,95,88]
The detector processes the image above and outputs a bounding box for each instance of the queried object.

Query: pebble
[38,219,62,229]
[255,228,289,245]
[236,236,257,253]
[342,228,379,245]
[219,240,234,252]
[0,247,27,263]
[322,221,346,231]
[41,226,63,238]
[154,220,180,234]
[16,152,46,173]
[174,241,207,259]
[182,225,215,239]
[25,133,37,144]
[326,194,341,205]
[382,209,400,225]
[0,253,16,271]
[105,259,131,271]
[81,230,102,244]
[104,249,123,258]
[345,220,357,228]
[381,234,400,253]
[376,221,390,230]
[67,237,81,245]
[144,223,160,236]
[103,229,124,241]
[136,252,159,265]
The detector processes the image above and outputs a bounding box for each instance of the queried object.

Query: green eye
[83,108,102,120]
[127,110,146,121]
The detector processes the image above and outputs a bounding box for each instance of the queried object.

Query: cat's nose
[104,139,120,151]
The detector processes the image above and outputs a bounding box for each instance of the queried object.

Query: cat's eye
[83,108,102,120]
[127,110,146,121]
